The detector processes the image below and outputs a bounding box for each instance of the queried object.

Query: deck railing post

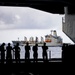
[49,51,51,59]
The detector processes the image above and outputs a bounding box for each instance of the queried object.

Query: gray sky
[0,6,63,30]
[0,6,74,44]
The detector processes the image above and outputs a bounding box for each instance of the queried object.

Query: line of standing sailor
[0,42,48,63]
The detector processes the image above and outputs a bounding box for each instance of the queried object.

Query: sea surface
[15,46,62,59]
[0,45,62,59]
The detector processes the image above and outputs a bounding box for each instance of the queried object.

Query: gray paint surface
[62,7,75,43]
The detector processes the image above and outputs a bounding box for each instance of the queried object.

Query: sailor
[32,44,38,62]
[0,43,6,64]
[13,43,21,63]
[25,42,31,60]
[42,42,48,60]
[6,43,13,63]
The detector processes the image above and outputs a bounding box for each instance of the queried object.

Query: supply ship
[12,30,63,47]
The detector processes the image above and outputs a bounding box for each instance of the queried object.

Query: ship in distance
[12,30,63,47]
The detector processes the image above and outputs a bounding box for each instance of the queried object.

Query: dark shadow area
[0,62,62,75]
[62,43,75,63]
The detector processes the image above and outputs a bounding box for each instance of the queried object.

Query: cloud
[0,6,64,30]
[0,12,15,24]
[15,15,20,20]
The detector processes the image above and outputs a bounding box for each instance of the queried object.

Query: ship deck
[0,58,62,75]
[0,58,62,64]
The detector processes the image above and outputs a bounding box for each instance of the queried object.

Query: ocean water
[1,45,62,59]
[19,46,62,59]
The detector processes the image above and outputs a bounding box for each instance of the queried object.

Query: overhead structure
[62,7,75,43]
[0,0,75,14]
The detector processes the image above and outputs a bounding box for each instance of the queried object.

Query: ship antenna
[51,30,53,35]
[18,37,19,41]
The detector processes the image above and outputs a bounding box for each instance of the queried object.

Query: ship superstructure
[12,30,63,46]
